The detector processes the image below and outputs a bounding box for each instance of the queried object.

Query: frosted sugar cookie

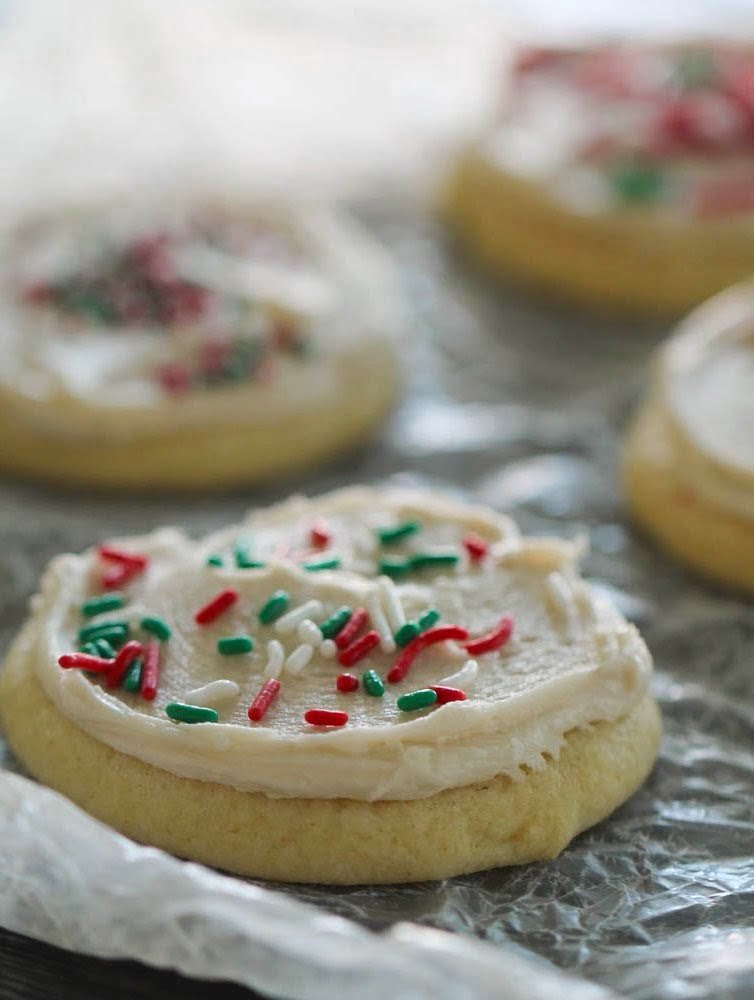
[447,41,754,315]
[0,487,660,883]
[0,198,401,489]
[624,283,754,593]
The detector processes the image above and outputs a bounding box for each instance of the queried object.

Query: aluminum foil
[1,213,754,999]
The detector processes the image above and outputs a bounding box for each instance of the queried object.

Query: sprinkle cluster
[513,43,754,217]
[22,217,311,395]
[57,516,515,733]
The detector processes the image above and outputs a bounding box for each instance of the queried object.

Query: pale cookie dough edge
[0,639,661,885]
[623,401,754,596]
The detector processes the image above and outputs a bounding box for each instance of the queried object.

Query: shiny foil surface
[1,214,753,999]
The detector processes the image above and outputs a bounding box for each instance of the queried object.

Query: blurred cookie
[0,486,660,883]
[447,41,754,315]
[0,197,401,489]
[624,283,754,592]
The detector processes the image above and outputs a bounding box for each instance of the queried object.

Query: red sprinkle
[463,616,514,656]
[304,708,349,728]
[248,679,281,722]
[140,641,161,700]
[694,172,754,218]
[651,93,748,156]
[157,362,193,396]
[99,545,149,590]
[23,281,55,304]
[102,561,142,590]
[387,625,469,684]
[309,520,331,549]
[428,685,467,704]
[462,533,489,563]
[334,607,369,649]
[98,545,149,569]
[58,652,113,672]
[338,630,380,668]
[200,338,232,375]
[195,588,239,625]
[336,672,360,693]
[726,64,754,118]
[106,640,143,688]
[513,46,561,75]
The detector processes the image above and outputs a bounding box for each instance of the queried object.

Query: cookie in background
[446,39,754,315]
[624,282,754,593]
[0,195,402,490]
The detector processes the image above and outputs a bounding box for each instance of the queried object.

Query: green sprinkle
[675,49,717,89]
[259,590,291,625]
[397,689,438,713]
[319,606,351,639]
[395,621,420,647]
[417,608,441,632]
[122,657,144,693]
[206,554,224,567]
[362,669,385,697]
[166,702,218,724]
[224,362,248,383]
[140,616,171,642]
[235,537,264,569]
[79,641,99,656]
[81,593,125,618]
[378,557,411,579]
[94,637,117,658]
[303,557,341,572]
[78,620,130,644]
[410,552,459,572]
[217,634,254,655]
[611,161,665,204]
[377,521,421,545]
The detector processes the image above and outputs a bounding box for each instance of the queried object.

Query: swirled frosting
[485,41,754,219]
[0,198,400,440]
[22,487,653,801]
[651,283,754,519]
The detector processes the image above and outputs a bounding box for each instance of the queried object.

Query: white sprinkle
[319,638,336,659]
[438,640,467,661]
[545,572,578,640]
[367,592,396,654]
[353,528,377,557]
[184,679,240,706]
[297,618,323,646]
[285,643,314,675]
[274,600,324,635]
[378,576,405,630]
[438,658,478,689]
[574,581,598,623]
[263,639,285,679]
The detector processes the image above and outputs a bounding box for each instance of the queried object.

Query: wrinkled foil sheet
[1,213,754,1000]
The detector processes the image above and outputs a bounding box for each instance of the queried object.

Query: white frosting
[653,282,754,520]
[26,487,652,801]
[0,197,401,440]
[484,44,754,220]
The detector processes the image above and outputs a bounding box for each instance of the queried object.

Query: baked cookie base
[0,358,398,491]
[446,152,754,317]
[0,634,661,884]
[624,401,754,595]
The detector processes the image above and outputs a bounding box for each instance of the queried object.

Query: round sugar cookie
[446,41,754,315]
[624,283,754,594]
[0,487,661,883]
[0,197,401,490]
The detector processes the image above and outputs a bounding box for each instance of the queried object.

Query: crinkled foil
[2,214,754,1000]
